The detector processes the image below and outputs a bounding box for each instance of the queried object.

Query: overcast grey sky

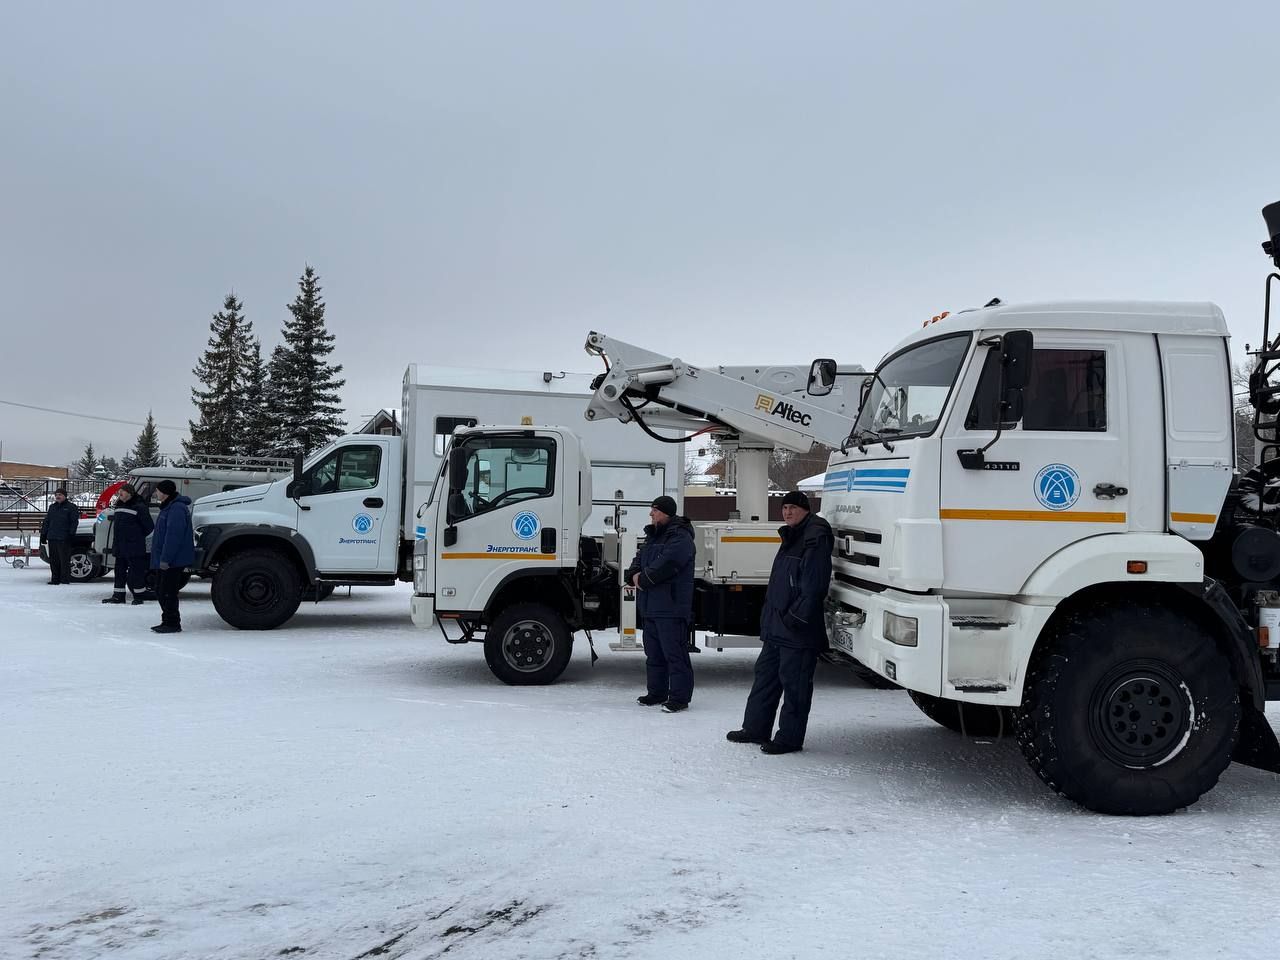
[2,1,1276,467]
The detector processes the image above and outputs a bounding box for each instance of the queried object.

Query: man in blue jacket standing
[150,479,194,633]
[625,495,696,713]
[727,490,833,753]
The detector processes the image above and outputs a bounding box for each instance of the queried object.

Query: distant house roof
[356,409,401,435]
[797,471,826,492]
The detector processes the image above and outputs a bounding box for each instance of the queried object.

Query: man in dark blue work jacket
[727,490,833,753]
[625,495,696,713]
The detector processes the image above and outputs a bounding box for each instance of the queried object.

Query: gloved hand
[40,539,47,545]
[159,561,170,570]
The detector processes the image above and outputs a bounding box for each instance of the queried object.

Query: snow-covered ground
[2,564,1278,960]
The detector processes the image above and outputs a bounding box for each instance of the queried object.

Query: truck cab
[193,433,404,628]
[412,426,620,684]
[815,300,1277,814]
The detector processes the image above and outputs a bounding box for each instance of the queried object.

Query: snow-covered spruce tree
[123,411,164,470]
[185,293,252,460]
[73,442,98,479]
[239,338,275,459]
[269,266,345,456]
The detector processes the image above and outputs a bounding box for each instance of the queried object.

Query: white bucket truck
[804,203,1280,814]
[191,365,682,630]
[410,336,861,685]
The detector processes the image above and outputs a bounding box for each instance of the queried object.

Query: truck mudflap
[1233,705,1280,774]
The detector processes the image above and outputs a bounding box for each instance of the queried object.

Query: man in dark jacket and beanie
[40,488,81,584]
[625,495,696,712]
[727,490,833,753]
[102,484,154,605]
[150,480,194,633]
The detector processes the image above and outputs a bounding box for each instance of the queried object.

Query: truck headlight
[883,611,918,647]
[413,568,429,593]
[413,555,427,571]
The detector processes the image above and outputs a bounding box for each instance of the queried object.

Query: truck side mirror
[1001,330,1033,391]
[448,447,468,490]
[807,359,838,397]
[286,479,304,499]
[292,451,303,483]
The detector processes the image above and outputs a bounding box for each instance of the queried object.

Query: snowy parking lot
[3,565,1279,959]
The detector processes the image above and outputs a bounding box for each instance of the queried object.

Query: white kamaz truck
[796,204,1280,815]
[191,366,683,630]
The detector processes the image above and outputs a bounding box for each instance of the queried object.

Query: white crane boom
[583,332,860,453]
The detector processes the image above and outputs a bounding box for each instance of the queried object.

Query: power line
[0,398,187,432]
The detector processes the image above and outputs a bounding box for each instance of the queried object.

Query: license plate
[830,625,857,656]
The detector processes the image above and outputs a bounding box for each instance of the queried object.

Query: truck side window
[449,437,555,522]
[434,416,478,456]
[967,348,1107,432]
[300,446,383,496]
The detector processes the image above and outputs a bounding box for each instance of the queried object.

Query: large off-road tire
[909,690,1014,737]
[211,548,303,630]
[483,602,574,685]
[1016,603,1239,816]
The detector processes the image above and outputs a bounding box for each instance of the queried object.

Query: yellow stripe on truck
[441,553,559,560]
[939,509,1127,523]
[1170,512,1216,524]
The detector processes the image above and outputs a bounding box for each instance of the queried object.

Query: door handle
[363,497,384,508]
[541,527,557,554]
[1093,483,1128,500]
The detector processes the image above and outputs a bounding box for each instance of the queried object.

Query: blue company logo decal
[1035,463,1080,511]
[415,525,427,541]
[824,467,910,494]
[512,511,540,540]
[352,513,375,534]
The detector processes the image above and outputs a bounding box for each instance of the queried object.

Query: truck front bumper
[410,593,436,628]
[827,583,947,698]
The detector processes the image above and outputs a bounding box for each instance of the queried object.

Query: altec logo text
[755,394,813,427]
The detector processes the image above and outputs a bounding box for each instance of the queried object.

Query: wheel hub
[239,573,277,608]
[70,554,93,579]
[503,620,554,672]
[1090,661,1192,768]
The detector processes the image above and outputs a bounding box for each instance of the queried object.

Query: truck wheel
[909,690,1013,737]
[68,549,105,582]
[211,549,302,630]
[1016,603,1239,815]
[483,602,573,685]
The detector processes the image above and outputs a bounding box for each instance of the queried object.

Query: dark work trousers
[157,568,184,626]
[742,640,820,747]
[112,556,148,597]
[47,541,73,584]
[642,617,694,704]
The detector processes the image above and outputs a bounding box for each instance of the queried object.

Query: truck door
[436,432,564,613]
[939,335,1130,595]
[296,441,390,572]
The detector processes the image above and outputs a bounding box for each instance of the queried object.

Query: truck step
[950,616,1013,631]
[951,680,1010,693]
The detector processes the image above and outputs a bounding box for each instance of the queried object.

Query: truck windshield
[852,333,971,441]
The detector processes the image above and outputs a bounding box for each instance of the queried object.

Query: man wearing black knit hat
[624,494,697,712]
[727,489,833,753]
